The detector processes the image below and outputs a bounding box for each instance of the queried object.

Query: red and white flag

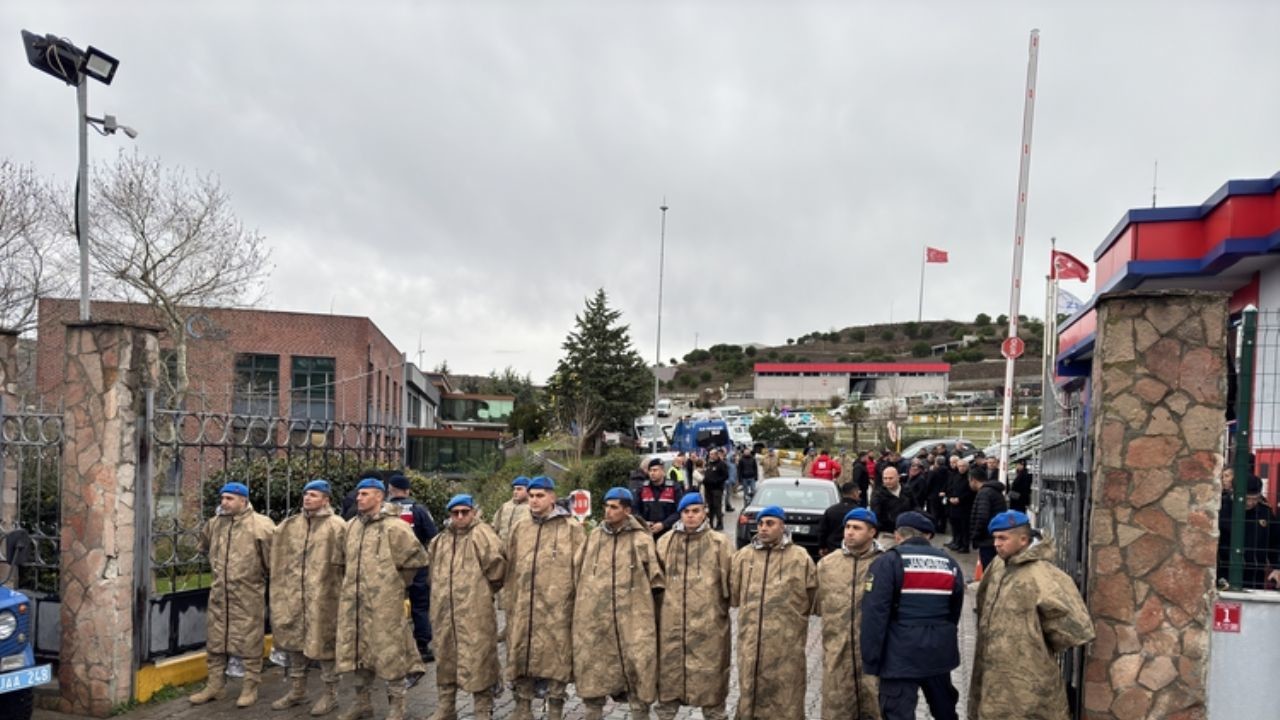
[925,247,948,263]
[1051,250,1089,282]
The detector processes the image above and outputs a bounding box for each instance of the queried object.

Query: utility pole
[653,199,669,454]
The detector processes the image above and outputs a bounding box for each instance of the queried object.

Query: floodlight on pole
[20,29,126,322]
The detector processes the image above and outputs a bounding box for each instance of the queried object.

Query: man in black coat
[870,467,912,535]
[926,457,951,533]
[850,453,871,507]
[944,459,974,553]
[817,482,862,555]
[702,448,731,529]
[736,447,759,500]
[1008,458,1032,513]
[967,467,1007,569]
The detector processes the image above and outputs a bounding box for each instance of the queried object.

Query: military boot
[472,692,493,720]
[272,676,309,710]
[189,669,228,705]
[629,701,651,719]
[310,681,339,716]
[336,689,374,720]
[700,706,728,720]
[512,697,534,720]
[653,701,679,720]
[429,686,457,720]
[547,698,565,720]
[582,700,604,720]
[236,679,260,708]
[385,685,407,720]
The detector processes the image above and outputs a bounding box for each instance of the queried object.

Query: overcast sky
[4,1,1278,379]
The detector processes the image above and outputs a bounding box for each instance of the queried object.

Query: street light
[653,200,669,454]
[21,30,130,322]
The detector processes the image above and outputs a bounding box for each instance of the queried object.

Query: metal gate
[1035,384,1092,716]
[139,391,403,662]
[0,395,63,661]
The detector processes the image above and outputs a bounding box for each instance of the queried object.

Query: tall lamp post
[652,200,669,454]
[21,30,132,322]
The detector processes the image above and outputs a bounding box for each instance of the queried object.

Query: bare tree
[87,151,272,406]
[0,160,70,333]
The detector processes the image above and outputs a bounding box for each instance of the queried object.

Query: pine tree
[546,289,651,452]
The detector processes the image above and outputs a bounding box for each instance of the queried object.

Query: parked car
[0,530,52,720]
[898,437,979,460]
[735,478,840,559]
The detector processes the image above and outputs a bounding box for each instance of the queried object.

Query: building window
[233,354,279,416]
[291,356,335,421]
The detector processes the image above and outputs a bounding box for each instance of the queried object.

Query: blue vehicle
[0,530,51,720]
[669,419,734,457]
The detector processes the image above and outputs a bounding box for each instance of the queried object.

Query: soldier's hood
[752,532,793,550]
[840,541,880,559]
[1009,538,1056,566]
[601,514,647,535]
[357,501,403,524]
[531,504,572,524]
[303,504,335,519]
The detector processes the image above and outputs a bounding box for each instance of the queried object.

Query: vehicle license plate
[786,524,809,535]
[0,663,52,692]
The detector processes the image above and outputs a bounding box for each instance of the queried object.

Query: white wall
[1208,590,1280,718]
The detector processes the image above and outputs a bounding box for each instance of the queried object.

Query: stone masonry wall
[58,322,159,717]
[1084,290,1227,720]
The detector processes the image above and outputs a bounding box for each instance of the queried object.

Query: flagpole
[917,246,926,323]
[998,29,1041,487]
[1042,237,1057,397]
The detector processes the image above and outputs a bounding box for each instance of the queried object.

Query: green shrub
[911,342,931,358]
[848,329,866,343]
[879,329,895,341]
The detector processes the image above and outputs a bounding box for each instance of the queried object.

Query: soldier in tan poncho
[427,494,507,720]
[334,478,430,720]
[761,449,781,479]
[816,506,883,720]
[969,511,1094,720]
[268,479,348,716]
[189,482,275,708]
[492,475,533,542]
[730,504,817,720]
[654,492,732,720]
[572,487,664,720]
[504,476,587,720]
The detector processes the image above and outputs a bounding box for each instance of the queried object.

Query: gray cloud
[3,1,1278,379]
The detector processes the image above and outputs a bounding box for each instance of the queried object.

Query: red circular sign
[569,490,591,519]
[1001,336,1026,360]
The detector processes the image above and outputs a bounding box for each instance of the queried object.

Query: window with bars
[291,356,336,421]
[233,353,279,416]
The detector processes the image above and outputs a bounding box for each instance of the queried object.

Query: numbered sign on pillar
[1213,600,1241,633]
[569,489,592,521]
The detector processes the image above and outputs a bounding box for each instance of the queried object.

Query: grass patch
[111,681,200,715]
[154,572,212,593]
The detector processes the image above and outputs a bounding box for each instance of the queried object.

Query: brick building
[35,298,404,426]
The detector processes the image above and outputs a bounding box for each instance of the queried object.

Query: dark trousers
[978,544,998,570]
[705,486,725,529]
[408,568,432,652]
[879,675,958,720]
[928,496,948,533]
[948,506,970,550]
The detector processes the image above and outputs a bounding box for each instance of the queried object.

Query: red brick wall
[36,298,403,424]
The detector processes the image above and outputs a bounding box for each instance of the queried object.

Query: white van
[656,398,672,417]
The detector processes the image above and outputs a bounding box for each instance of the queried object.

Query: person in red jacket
[810,449,841,481]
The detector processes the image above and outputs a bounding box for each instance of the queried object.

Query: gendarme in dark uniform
[860,511,964,720]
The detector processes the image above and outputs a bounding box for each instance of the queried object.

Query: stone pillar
[58,322,159,717]
[1084,290,1227,720]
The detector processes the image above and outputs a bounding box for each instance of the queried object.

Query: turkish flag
[1051,250,1090,281]
[925,247,948,263]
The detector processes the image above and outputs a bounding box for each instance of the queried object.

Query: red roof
[754,362,950,374]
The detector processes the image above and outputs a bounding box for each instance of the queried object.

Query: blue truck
[0,530,53,720]
[669,418,734,456]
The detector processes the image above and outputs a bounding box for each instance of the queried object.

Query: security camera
[101,114,138,139]
[121,125,138,139]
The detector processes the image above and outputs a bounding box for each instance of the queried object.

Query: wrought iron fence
[139,389,404,661]
[0,395,64,661]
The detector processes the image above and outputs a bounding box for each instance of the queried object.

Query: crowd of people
[187,443,1097,720]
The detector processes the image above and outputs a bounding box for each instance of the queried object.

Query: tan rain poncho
[493,498,532,542]
[969,540,1095,720]
[503,505,587,684]
[334,502,430,680]
[816,542,883,720]
[655,519,733,708]
[571,515,664,703]
[200,504,275,658]
[729,535,817,720]
[268,505,346,660]
[427,515,507,692]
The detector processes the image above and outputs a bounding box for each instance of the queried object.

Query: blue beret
[512,475,531,488]
[355,478,386,492]
[756,505,785,522]
[988,510,1032,535]
[219,482,249,498]
[527,476,555,491]
[895,511,935,534]
[604,487,634,504]
[843,507,878,527]
[302,479,331,495]
[446,494,474,511]
[677,492,705,512]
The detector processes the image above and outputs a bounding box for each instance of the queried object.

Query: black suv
[735,477,840,560]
